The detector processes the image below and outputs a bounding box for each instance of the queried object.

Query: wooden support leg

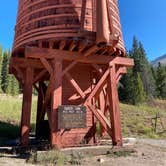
[20,67,33,147]
[99,90,107,137]
[51,60,62,149]
[107,64,122,146]
[36,82,45,138]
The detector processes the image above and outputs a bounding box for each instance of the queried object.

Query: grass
[0,94,37,145]
[0,94,166,146]
[27,150,83,165]
[120,101,166,139]
[27,150,66,165]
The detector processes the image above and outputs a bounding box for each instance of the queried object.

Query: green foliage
[0,47,20,95]
[28,151,66,165]
[0,46,2,93]
[1,51,10,92]
[27,150,84,165]
[120,100,166,139]
[119,37,156,104]
[155,62,166,99]
[131,73,146,105]
[119,64,146,105]
[129,37,156,98]
[0,95,37,145]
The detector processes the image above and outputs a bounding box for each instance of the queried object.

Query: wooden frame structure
[9,0,134,148]
[10,46,134,148]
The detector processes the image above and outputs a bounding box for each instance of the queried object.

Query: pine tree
[1,51,10,93]
[138,42,156,98]
[129,37,156,98]
[119,69,146,105]
[155,63,166,99]
[0,46,2,93]
[131,73,146,104]
[119,68,134,103]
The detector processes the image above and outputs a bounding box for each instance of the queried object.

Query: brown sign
[58,105,86,129]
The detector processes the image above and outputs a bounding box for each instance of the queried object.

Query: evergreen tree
[131,73,146,104]
[0,46,2,92]
[138,42,156,98]
[11,76,19,95]
[119,69,146,105]
[119,68,134,103]
[155,62,166,99]
[129,37,156,98]
[1,51,10,93]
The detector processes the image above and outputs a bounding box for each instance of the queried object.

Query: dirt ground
[0,139,166,166]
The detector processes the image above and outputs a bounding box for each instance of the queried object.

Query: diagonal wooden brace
[86,103,112,137]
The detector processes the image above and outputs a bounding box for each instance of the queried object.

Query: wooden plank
[112,57,134,67]
[35,82,46,138]
[40,58,53,74]
[84,45,99,57]
[10,57,43,69]
[86,69,109,103]
[33,69,47,84]
[51,60,63,148]
[99,90,107,137]
[14,66,24,83]
[25,47,115,64]
[59,40,66,50]
[86,104,112,137]
[107,63,122,146]
[65,72,86,99]
[69,41,77,51]
[116,67,127,79]
[20,67,33,147]
[62,61,77,77]
[25,47,134,66]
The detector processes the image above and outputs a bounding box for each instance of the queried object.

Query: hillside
[151,54,166,67]
[0,95,166,146]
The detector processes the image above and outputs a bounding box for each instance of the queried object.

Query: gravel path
[84,139,166,166]
[0,139,166,166]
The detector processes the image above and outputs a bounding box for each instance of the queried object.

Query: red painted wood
[9,0,135,148]
[36,81,47,138]
[107,63,122,146]
[20,67,33,146]
[51,60,63,148]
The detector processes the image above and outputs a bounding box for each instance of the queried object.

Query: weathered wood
[40,58,53,74]
[33,69,47,84]
[51,60,63,148]
[36,82,45,138]
[86,104,112,137]
[65,72,86,99]
[9,0,135,149]
[20,67,33,147]
[62,61,77,77]
[107,63,122,146]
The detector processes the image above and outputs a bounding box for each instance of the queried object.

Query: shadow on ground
[0,121,19,147]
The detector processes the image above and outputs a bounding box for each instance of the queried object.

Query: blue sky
[0,0,166,60]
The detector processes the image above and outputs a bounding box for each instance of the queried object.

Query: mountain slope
[152,54,166,67]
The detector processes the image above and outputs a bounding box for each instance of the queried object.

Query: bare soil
[0,139,166,166]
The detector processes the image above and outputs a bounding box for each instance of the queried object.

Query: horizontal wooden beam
[111,57,134,67]
[10,57,43,69]
[25,47,115,64]
[25,47,134,66]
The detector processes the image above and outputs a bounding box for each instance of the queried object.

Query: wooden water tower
[9,0,134,148]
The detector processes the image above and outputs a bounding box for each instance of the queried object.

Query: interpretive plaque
[58,105,86,129]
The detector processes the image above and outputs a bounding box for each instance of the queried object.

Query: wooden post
[20,67,33,147]
[36,81,45,138]
[51,60,63,148]
[99,90,107,137]
[107,63,122,146]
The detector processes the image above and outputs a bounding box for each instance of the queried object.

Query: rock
[97,158,105,163]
